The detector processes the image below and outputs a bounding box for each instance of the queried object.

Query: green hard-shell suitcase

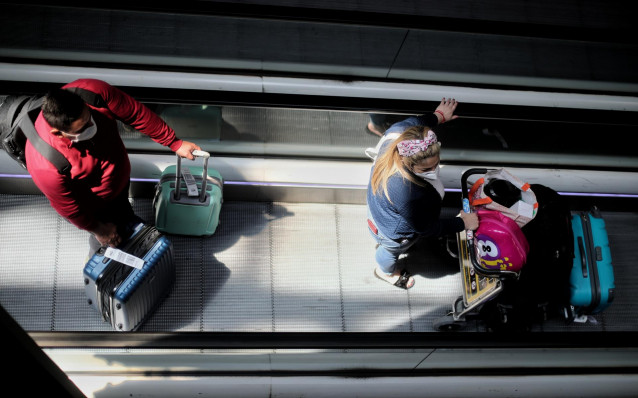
[153,150,223,236]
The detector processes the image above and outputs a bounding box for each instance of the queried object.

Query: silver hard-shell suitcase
[83,223,174,331]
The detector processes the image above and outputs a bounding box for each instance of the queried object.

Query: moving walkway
[2,32,638,396]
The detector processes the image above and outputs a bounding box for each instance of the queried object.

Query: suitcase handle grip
[191,149,210,158]
[174,151,210,203]
[577,236,588,278]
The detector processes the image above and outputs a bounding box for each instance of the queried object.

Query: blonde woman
[366,99,479,289]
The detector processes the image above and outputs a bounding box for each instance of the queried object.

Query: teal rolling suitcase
[153,150,223,236]
[567,207,615,318]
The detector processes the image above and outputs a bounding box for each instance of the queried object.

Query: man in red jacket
[25,78,200,254]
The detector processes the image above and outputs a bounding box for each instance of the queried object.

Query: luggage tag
[181,167,200,197]
[104,247,145,270]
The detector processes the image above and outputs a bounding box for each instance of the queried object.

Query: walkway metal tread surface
[0,194,635,333]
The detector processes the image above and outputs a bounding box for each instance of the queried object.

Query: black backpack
[480,184,574,331]
[0,87,107,174]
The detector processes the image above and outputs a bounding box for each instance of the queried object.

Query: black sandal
[374,268,414,290]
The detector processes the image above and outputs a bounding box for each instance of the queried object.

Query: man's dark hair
[42,88,85,130]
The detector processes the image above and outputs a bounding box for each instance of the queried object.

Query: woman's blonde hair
[370,126,441,201]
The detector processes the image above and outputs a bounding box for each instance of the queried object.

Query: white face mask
[414,164,440,181]
[64,116,97,142]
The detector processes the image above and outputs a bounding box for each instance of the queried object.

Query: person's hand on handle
[433,98,459,124]
[176,141,202,160]
[460,211,479,231]
[93,222,121,247]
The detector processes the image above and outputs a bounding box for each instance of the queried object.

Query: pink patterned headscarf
[397,130,438,157]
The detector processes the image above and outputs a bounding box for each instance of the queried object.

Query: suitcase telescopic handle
[174,150,211,202]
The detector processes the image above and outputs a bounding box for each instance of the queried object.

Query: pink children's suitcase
[474,209,530,273]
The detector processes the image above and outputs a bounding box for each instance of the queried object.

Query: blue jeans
[367,214,416,274]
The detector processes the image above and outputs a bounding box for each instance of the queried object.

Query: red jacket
[25,79,182,231]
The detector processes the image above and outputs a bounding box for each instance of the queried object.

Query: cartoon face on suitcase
[476,236,511,270]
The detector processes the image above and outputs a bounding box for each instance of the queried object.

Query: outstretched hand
[176,140,202,160]
[434,98,459,124]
